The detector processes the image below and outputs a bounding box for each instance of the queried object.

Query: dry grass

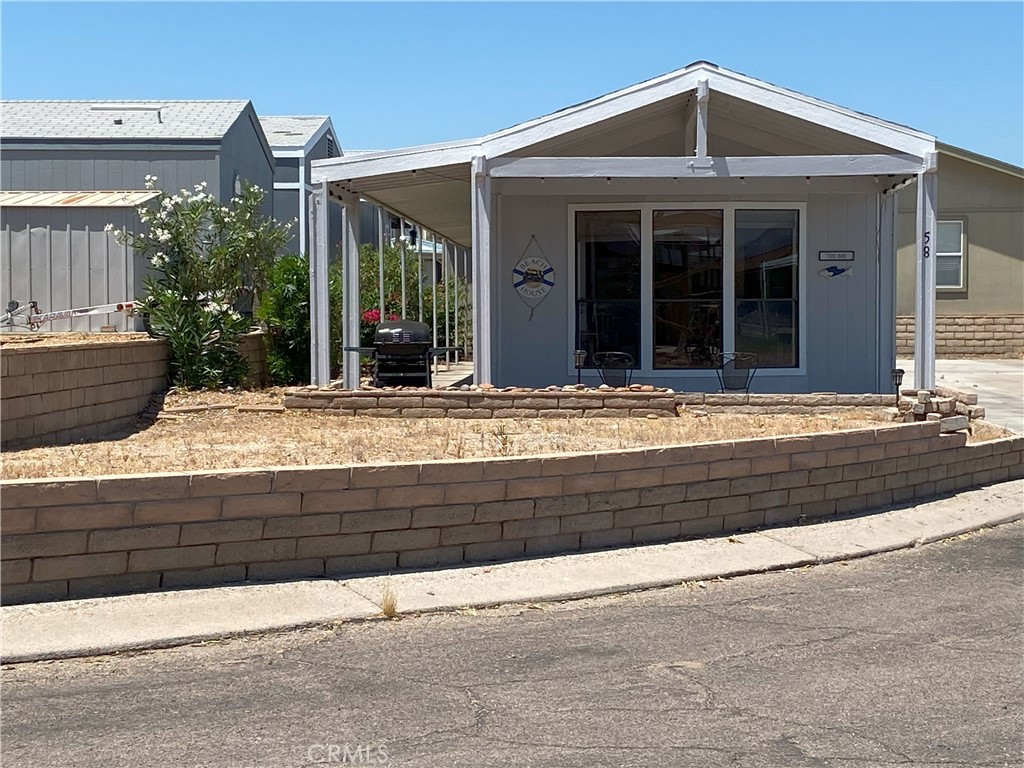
[2,391,903,480]
[969,420,1013,443]
[378,583,398,619]
[0,332,152,348]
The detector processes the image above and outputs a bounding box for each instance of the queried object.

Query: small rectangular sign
[819,250,855,262]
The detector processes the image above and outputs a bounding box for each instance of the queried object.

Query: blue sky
[2,2,1022,165]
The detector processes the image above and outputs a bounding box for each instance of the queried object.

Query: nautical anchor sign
[512,236,554,319]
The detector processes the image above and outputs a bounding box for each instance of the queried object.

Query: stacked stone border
[284,388,900,418]
[897,314,1023,358]
[1,333,267,447]
[2,421,1021,605]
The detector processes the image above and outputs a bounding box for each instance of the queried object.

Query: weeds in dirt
[379,583,398,619]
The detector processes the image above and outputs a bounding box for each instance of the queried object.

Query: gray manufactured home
[309,61,944,394]
[0,100,274,330]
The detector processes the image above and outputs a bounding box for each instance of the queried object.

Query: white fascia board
[274,181,317,191]
[709,69,936,158]
[310,141,479,183]
[478,62,936,160]
[304,119,335,155]
[488,154,927,178]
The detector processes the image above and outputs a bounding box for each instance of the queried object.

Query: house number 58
[922,231,931,259]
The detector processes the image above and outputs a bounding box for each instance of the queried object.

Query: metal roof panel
[0,190,159,207]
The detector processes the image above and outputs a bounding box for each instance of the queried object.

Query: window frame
[935,217,968,292]
[567,201,807,379]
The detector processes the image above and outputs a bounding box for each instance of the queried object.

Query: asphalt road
[3,523,1022,768]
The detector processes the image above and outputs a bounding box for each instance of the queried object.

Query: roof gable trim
[482,63,935,159]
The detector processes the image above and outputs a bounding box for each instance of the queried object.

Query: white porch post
[341,193,362,390]
[471,155,493,385]
[913,153,939,390]
[309,185,330,387]
[695,77,709,158]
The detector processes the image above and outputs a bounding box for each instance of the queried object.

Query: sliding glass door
[573,204,802,373]
[575,211,642,366]
[653,210,724,369]
[735,209,799,368]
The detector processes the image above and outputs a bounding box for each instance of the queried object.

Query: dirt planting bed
[0,387,916,479]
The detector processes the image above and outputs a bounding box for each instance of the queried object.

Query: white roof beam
[695,78,709,159]
[488,154,928,178]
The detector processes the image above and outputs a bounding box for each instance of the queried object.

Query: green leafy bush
[113,177,292,389]
[257,254,311,385]
[353,241,471,348]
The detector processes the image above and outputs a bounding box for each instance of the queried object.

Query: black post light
[573,349,587,385]
[891,368,905,408]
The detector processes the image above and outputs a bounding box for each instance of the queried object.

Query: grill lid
[375,320,430,344]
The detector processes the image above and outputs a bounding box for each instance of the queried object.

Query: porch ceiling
[707,92,894,157]
[330,162,472,246]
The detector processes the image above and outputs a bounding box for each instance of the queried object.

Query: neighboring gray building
[259,115,341,256]
[0,100,275,330]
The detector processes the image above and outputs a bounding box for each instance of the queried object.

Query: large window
[575,211,642,366]
[653,210,723,368]
[735,210,799,367]
[573,205,803,373]
[936,220,964,289]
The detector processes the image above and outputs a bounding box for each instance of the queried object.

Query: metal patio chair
[593,351,636,388]
[714,352,758,393]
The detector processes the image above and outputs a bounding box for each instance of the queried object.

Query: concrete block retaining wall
[2,421,1021,605]
[897,314,1024,358]
[0,339,168,446]
[1,332,267,447]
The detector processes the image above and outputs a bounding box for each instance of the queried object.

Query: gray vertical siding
[305,130,335,184]
[493,194,568,387]
[493,187,890,393]
[1,207,149,332]
[273,189,300,254]
[219,106,275,215]
[0,147,220,199]
[804,194,880,393]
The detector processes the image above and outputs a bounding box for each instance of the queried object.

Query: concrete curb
[2,479,1021,664]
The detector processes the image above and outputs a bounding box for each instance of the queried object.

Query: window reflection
[735,210,799,367]
[653,210,723,369]
[575,211,641,366]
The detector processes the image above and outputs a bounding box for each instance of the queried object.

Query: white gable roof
[312,61,936,184]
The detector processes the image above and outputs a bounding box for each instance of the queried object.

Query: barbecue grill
[346,320,459,388]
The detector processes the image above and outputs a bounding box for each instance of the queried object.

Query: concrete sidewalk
[2,479,1021,664]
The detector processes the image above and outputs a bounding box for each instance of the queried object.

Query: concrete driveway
[898,358,1024,434]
